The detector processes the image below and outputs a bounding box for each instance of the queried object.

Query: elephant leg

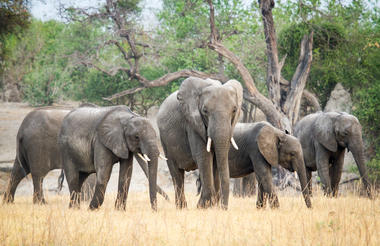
[306,168,313,197]
[32,175,46,204]
[167,159,186,209]
[242,173,256,197]
[115,158,133,210]
[256,182,266,209]
[89,162,113,210]
[330,151,345,197]
[315,145,332,196]
[233,178,243,197]
[3,159,28,203]
[78,172,91,201]
[255,164,279,209]
[65,167,81,209]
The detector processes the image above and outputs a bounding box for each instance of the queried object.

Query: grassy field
[0,191,379,246]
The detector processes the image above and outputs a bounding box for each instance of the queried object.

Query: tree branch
[282,32,314,124]
[206,0,290,130]
[103,69,227,101]
[260,0,281,106]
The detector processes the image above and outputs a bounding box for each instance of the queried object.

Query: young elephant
[294,111,372,198]
[229,122,312,208]
[3,107,169,204]
[59,105,163,210]
[197,122,312,208]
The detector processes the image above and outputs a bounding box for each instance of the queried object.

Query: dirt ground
[0,102,201,201]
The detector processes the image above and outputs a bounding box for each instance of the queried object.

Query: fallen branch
[340,177,360,185]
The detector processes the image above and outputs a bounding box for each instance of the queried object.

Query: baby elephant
[197,122,312,208]
[229,122,312,208]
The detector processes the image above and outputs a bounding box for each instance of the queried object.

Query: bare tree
[66,0,319,128]
[206,0,316,131]
[62,0,226,103]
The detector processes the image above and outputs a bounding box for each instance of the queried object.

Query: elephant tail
[57,170,65,192]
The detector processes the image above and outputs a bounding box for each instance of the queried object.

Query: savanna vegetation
[0,192,379,245]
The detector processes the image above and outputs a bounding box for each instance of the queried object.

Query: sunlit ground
[0,190,379,246]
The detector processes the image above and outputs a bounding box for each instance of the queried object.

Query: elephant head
[97,107,160,209]
[177,77,243,208]
[312,112,372,197]
[257,124,312,208]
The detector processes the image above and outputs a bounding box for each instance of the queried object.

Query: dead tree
[63,0,226,104]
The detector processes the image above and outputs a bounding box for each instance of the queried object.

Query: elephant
[3,107,169,204]
[294,111,372,198]
[197,122,312,208]
[157,77,243,209]
[3,108,70,204]
[232,173,256,198]
[58,105,167,210]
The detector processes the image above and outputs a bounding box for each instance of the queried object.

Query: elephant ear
[312,113,337,152]
[97,110,130,159]
[223,79,243,128]
[177,77,221,141]
[257,125,279,166]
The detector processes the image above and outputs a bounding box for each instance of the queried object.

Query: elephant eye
[135,135,139,140]
[202,107,208,115]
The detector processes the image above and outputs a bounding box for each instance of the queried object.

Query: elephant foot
[115,201,126,211]
[89,202,100,210]
[269,196,280,209]
[33,197,47,205]
[175,198,187,209]
[256,202,265,209]
[197,197,214,209]
[3,194,14,204]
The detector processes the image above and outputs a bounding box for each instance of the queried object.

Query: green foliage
[277,0,380,182]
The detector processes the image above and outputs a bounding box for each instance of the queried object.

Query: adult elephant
[157,77,243,209]
[3,107,169,204]
[58,105,165,210]
[3,108,70,204]
[197,122,312,208]
[294,111,372,198]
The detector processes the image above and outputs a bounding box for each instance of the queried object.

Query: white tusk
[206,137,212,152]
[159,154,168,161]
[231,137,239,150]
[137,153,147,163]
[143,154,151,162]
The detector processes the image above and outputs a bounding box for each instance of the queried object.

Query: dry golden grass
[0,191,379,246]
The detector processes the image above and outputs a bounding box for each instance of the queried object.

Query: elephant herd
[2,77,373,211]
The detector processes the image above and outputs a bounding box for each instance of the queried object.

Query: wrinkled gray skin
[3,107,168,205]
[229,122,312,208]
[59,105,161,210]
[157,77,243,209]
[294,112,372,198]
[3,108,70,204]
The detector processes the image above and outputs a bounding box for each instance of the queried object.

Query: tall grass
[0,191,378,246]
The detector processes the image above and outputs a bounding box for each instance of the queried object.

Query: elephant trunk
[144,142,159,210]
[293,156,312,208]
[210,123,232,210]
[348,137,372,198]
